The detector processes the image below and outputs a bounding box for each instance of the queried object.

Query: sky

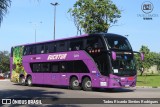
[0,0,160,52]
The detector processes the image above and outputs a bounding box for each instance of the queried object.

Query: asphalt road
[0,80,160,107]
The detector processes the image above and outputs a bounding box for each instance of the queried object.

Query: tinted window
[29,45,36,55]
[105,37,132,50]
[69,39,83,51]
[41,63,50,72]
[86,36,103,51]
[32,63,41,72]
[74,60,89,73]
[36,44,45,54]
[23,46,29,55]
[11,47,13,57]
[30,60,89,73]
[45,43,55,53]
[51,62,59,72]
[60,62,74,72]
[56,41,67,52]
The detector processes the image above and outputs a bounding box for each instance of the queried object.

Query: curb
[136,86,160,88]
[0,79,10,81]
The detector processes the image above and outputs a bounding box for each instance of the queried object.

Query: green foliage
[135,45,160,74]
[0,0,11,25]
[68,0,121,34]
[0,51,10,73]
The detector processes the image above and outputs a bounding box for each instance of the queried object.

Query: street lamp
[50,2,59,40]
[30,21,42,42]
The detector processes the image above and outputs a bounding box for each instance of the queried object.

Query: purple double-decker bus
[10,33,143,91]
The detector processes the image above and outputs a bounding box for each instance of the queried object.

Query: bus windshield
[104,34,136,76]
[111,53,136,76]
[105,36,132,50]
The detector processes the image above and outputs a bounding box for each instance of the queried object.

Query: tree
[0,51,10,73]
[68,0,121,34]
[136,45,160,76]
[0,0,11,26]
[140,46,153,75]
[152,52,160,72]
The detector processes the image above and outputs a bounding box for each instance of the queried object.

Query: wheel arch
[19,74,25,78]
[69,75,79,81]
[26,74,32,79]
[82,75,91,82]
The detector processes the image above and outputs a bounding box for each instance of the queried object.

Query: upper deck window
[105,36,132,50]
[86,36,104,51]
[69,39,83,51]
[11,47,13,57]
[36,44,45,54]
[56,41,67,52]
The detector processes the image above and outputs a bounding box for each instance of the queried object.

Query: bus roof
[93,33,127,39]
[12,33,126,48]
[12,34,89,47]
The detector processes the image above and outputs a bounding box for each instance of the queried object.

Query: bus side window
[29,46,32,55]
[59,62,67,72]
[69,39,83,51]
[23,46,30,55]
[32,63,41,72]
[74,60,89,73]
[36,44,45,54]
[51,62,59,73]
[41,63,50,72]
[60,62,74,72]
[28,45,36,55]
[45,43,55,53]
[11,47,13,57]
[37,64,41,72]
[56,41,67,52]
[41,45,45,53]
[86,36,103,50]
[44,44,49,53]
[86,37,95,50]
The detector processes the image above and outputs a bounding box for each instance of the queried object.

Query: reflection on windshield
[106,37,132,50]
[113,59,135,70]
[112,54,136,76]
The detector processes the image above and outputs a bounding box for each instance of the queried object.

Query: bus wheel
[19,76,26,86]
[27,76,32,86]
[70,77,81,90]
[82,77,92,91]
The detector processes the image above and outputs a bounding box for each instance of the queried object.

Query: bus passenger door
[59,62,70,86]
[60,73,68,86]
[50,63,61,85]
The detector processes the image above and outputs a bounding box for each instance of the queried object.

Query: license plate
[125,85,130,87]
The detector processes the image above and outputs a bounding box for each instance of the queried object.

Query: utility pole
[30,21,42,42]
[50,2,59,40]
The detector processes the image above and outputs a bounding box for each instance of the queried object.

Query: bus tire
[27,76,32,86]
[19,76,26,86]
[70,77,81,90]
[82,77,92,91]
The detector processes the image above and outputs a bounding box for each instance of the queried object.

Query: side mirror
[140,52,144,61]
[112,51,116,60]
[133,51,144,61]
